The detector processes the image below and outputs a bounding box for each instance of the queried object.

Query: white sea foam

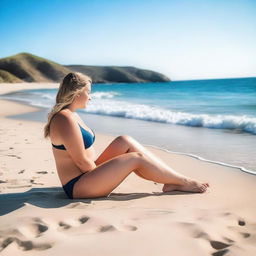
[32,92,55,100]
[84,100,256,135]
[30,91,120,100]
[1,91,256,135]
[91,91,121,99]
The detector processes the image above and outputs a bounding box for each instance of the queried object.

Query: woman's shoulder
[51,109,75,128]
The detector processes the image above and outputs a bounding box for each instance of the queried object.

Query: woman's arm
[55,112,96,172]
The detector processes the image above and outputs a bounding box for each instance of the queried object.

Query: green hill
[66,65,170,83]
[0,69,23,83]
[0,52,70,83]
[0,52,171,83]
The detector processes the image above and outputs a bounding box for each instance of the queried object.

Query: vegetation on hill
[0,52,70,83]
[0,69,23,83]
[0,52,171,83]
[66,65,170,83]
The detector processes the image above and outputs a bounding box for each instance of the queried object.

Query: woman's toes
[200,185,208,192]
[199,186,205,192]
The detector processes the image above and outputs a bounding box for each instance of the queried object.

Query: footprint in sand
[178,221,233,256]
[210,240,232,250]
[195,213,255,256]
[58,221,71,230]
[95,223,138,233]
[211,249,229,256]
[238,219,246,226]
[240,232,250,238]
[58,215,90,230]
[0,218,51,252]
[0,237,52,252]
[206,238,232,256]
[58,215,137,233]
[96,224,137,232]
[221,212,246,227]
[79,216,90,224]
[119,225,138,232]
[97,225,116,232]
[18,218,49,238]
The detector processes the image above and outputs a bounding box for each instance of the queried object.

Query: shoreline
[2,95,254,176]
[6,98,256,176]
[0,83,255,176]
[146,144,256,176]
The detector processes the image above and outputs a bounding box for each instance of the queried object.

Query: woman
[44,72,209,199]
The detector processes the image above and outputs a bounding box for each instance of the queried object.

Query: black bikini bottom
[62,172,88,199]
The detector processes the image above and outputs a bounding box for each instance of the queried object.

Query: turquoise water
[4,77,256,134]
[97,78,256,116]
[1,77,256,173]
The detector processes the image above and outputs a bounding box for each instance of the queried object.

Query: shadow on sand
[0,187,187,216]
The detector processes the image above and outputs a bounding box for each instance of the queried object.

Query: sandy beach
[0,83,256,256]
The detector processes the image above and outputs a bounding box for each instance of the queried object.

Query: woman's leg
[74,151,207,199]
[95,136,209,193]
[73,152,140,199]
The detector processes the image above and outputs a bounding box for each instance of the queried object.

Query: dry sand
[0,83,256,256]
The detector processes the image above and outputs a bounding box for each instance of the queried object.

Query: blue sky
[0,0,255,80]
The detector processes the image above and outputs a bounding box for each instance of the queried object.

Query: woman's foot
[162,179,209,193]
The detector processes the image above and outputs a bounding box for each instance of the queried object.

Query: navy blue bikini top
[52,123,95,150]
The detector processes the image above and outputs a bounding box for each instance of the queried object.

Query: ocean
[1,77,256,174]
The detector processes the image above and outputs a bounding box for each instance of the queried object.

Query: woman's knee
[116,135,141,152]
[116,135,133,144]
[126,151,145,167]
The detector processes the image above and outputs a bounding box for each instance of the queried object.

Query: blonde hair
[44,72,92,138]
